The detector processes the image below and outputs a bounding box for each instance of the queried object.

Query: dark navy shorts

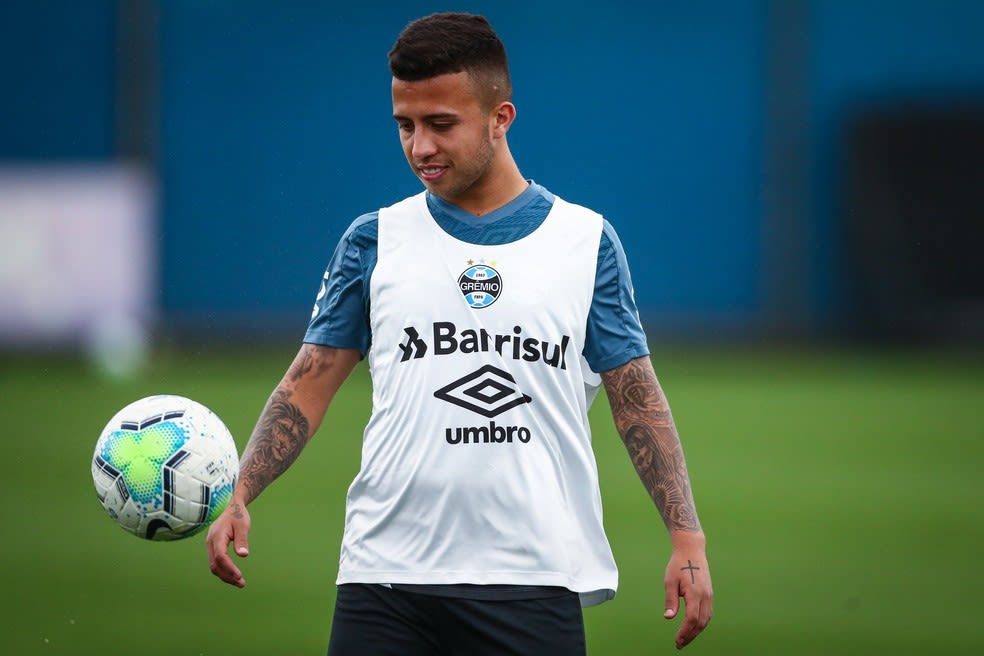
[326,583,586,656]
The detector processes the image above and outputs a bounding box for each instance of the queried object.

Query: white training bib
[336,192,618,606]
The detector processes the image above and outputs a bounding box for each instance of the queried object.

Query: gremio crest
[458,264,502,309]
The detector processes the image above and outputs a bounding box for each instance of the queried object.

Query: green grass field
[1,344,982,655]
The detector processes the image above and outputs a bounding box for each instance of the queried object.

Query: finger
[699,593,713,629]
[211,550,246,588]
[207,524,247,587]
[675,596,701,649]
[677,587,714,650]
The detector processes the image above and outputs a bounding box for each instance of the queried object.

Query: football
[91,395,239,541]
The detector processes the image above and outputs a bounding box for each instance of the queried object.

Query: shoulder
[379,192,427,218]
[543,191,605,250]
[598,219,624,262]
[535,186,622,255]
[341,211,379,245]
[329,212,379,263]
[546,189,602,221]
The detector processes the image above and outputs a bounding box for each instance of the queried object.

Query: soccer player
[207,12,713,654]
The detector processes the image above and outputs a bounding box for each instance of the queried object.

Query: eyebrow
[392,112,460,121]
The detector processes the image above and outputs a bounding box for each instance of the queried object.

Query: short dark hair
[388,12,512,108]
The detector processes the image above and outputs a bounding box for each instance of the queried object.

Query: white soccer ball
[91,395,239,541]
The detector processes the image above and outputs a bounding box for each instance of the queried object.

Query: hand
[664,545,713,649]
[206,498,251,588]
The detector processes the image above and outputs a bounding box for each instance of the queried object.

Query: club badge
[458,262,502,309]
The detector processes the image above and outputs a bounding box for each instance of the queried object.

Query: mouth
[417,165,448,181]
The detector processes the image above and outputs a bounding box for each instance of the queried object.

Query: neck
[446,147,528,217]
[463,174,529,217]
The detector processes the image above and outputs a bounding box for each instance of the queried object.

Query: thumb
[234,529,250,557]
[228,499,250,557]
[664,581,679,619]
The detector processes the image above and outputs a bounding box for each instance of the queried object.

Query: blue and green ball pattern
[100,421,188,505]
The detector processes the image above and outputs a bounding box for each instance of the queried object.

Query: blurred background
[1,1,982,655]
[3,0,983,353]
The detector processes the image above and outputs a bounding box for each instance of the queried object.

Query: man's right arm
[207,343,361,587]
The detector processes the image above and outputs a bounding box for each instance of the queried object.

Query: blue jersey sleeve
[583,220,650,373]
[303,213,378,356]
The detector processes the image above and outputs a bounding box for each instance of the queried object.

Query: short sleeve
[303,213,378,356]
[583,220,650,373]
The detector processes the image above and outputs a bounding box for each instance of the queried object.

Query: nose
[410,127,438,160]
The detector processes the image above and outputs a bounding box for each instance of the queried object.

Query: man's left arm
[601,355,713,650]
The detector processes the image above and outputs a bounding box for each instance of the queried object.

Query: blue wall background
[3,0,983,342]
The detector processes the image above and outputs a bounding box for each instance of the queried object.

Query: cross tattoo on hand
[681,559,701,584]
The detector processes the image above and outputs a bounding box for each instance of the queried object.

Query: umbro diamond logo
[434,365,532,418]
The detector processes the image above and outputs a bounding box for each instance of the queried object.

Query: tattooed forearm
[230,345,358,506]
[602,357,701,533]
[238,387,312,504]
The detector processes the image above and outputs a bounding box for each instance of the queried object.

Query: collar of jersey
[425,180,554,245]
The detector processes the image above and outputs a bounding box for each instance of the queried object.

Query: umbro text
[445,421,532,445]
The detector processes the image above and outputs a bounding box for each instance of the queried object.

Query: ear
[491,101,517,139]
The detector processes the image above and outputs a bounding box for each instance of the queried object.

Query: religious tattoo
[238,387,312,503]
[681,559,701,584]
[602,357,701,533]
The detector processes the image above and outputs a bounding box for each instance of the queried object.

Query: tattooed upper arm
[602,357,701,533]
[286,343,338,383]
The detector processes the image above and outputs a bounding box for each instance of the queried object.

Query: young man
[207,12,713,654]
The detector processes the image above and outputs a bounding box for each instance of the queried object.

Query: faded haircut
[388,12,512,109]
